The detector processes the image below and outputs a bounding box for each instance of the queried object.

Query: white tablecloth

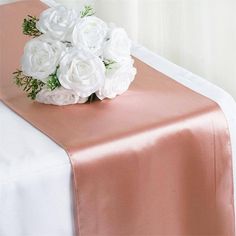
[1,46,236,236]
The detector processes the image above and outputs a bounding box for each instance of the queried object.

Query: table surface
[1,45,236,236]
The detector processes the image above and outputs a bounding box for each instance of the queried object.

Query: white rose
[103,28,131,62]
[36,87,88,106]
[57,48,105,98]
[96,58,137,100]
[21,35,65,82]
[36,5,78,41]
[72,16,108,56]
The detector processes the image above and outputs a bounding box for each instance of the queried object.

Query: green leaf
[80,5,95,18]
[103,59,117,70]
[22,15,42,37]
[46,67,61,91]
[13,70,45,100]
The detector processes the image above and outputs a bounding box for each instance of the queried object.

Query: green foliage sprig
[46,67,61,90]
[80,5,95,18]
[103,59,117,70]
[13,70,45,100]
[22,15,42,37]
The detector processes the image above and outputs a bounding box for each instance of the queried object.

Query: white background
[1,0,236,100]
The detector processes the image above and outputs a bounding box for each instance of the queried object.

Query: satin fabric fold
[0,1,234,235]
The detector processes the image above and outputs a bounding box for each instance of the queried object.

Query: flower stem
[89,93,96,103]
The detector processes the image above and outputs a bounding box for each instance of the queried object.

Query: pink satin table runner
[0,1,235,235]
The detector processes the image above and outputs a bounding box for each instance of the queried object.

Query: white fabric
[95,0,236,100]
[0,104,75,236]
[0,46,236,236]
[40,0,94,10]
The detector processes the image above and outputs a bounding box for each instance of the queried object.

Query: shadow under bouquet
[13,4,136,105]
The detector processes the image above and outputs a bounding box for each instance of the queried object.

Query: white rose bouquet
[13,5,136,105]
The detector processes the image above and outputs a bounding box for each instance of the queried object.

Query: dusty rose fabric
[0,1,234,235]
